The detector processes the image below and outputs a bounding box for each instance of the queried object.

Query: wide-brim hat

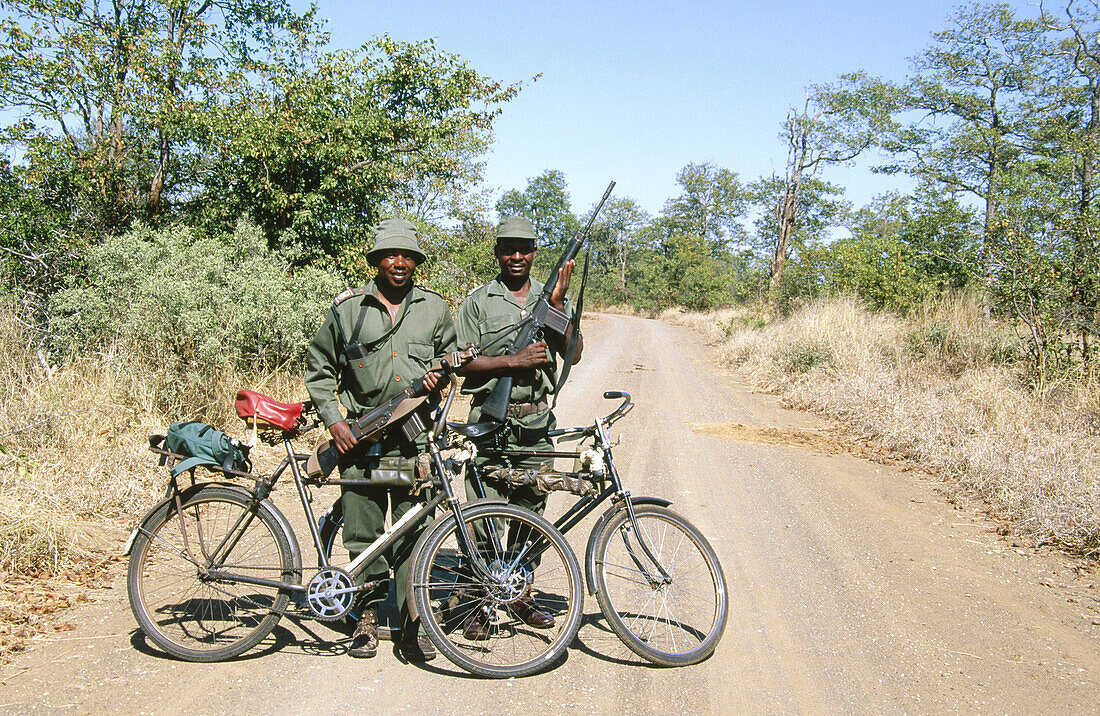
[366,218,427,264]
[495,216,537,243]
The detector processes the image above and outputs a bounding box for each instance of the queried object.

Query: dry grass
[670,294,1100,553]
[658,306,771,344]
[0,311,163,572]
[0,303,317,659]
[0,305,312,574]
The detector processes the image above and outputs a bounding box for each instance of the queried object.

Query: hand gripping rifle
[479,180,615,423]
[305,346,479,479]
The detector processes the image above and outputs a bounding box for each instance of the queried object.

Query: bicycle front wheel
[594,505,727,666]
[127,486,297,662]
[410,503,583,678]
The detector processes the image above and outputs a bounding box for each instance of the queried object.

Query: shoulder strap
[551,250,589,408]
[331,304,353,355]
[331,289,402,358]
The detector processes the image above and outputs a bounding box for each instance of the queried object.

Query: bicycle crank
[305,567,356,621]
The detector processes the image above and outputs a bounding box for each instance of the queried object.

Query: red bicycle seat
[235,390,303,432]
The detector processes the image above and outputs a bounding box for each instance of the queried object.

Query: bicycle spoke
[128,488,294,661]
[595,506,726,666]
[411,504,583,678]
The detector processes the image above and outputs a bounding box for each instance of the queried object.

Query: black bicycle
[320,391,728,667]
[124,366,583,679]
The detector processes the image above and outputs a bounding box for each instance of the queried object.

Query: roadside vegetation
[669,295,1100,553]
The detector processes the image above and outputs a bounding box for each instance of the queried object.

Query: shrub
[50,221,342,419]
[784,340,832,374]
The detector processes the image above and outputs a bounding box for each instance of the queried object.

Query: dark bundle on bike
[484,465,598,497]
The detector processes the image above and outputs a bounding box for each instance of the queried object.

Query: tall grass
[675,294,1100,552]
[0,306,161,571]
[0,302,311,573]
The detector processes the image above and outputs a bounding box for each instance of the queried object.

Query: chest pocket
[407,341,434,366]
[479,314,520,355]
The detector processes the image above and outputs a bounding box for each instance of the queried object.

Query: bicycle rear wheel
[127,486,297,662]
[594,505,727,666]
[409,502,583,678]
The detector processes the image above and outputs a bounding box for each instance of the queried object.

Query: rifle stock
[480,181,615,422]
[306,347,477,480]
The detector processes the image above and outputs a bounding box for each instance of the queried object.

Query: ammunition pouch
[365,454,416,488]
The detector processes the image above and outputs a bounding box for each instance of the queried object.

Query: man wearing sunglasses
[455,215,583,640]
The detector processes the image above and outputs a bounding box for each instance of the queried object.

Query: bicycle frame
[464,393,674,593]
[149,377,517,608]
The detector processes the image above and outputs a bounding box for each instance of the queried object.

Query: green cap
[495,216,537,242]
[366,218,427,264]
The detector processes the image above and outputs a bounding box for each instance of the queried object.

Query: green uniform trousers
[341,484,425,637]
[464,419,554,570]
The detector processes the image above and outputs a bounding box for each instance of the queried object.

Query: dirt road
[3,313,1099,714]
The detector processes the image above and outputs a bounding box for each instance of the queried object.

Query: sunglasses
[496,241,536,256]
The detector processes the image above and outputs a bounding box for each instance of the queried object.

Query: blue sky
[299,0,1041,219]
[0,2,1040,218]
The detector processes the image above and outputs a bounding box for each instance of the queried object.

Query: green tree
[659,162,745,255]
[884,3,1046,244]
[786,189,977,312]
[586,196,649,304]
[1031,0,1100,363]
[200,36,517,262]
[764,72,898,295]
[0,0,311,227]
[899,187,979,296]
[749,173,848,304]
[495,169,580,251]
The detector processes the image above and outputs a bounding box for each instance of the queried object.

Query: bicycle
[319,390,728,667]
[124,358,583,679]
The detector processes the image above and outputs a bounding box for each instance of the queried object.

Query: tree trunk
[147,130,169,215]
[769,161,803,296]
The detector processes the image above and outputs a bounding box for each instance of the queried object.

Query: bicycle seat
[446,421,504,439]
[235,390,303,433]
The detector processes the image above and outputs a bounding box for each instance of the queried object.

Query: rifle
[305,347,478,479]
[479,180,615,422]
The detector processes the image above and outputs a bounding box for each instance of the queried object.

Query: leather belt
[507,400,548,419]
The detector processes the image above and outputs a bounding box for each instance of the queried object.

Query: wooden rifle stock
[481,181,615,422]
[306,348,477,479]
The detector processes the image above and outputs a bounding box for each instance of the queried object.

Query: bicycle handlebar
[546,391,633,439]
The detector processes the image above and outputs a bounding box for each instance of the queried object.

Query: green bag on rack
[165,421,251,477]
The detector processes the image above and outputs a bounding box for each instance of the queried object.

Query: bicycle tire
[593,505,727,666]
[127,486,297,662]
[409,502,583,678]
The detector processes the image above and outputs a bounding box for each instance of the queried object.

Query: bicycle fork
[594,418,672,589]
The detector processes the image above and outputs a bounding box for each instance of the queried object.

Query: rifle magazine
[401,410,428,442]
[544,305,570,336]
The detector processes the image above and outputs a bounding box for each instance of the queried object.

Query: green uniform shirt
[305,280,457,453]
[456,275,572,430]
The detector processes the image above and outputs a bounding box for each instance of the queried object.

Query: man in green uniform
[305,218,456,661]
[455,215,582,640]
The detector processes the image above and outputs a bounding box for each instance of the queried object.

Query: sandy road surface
[3,313,1100,714]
